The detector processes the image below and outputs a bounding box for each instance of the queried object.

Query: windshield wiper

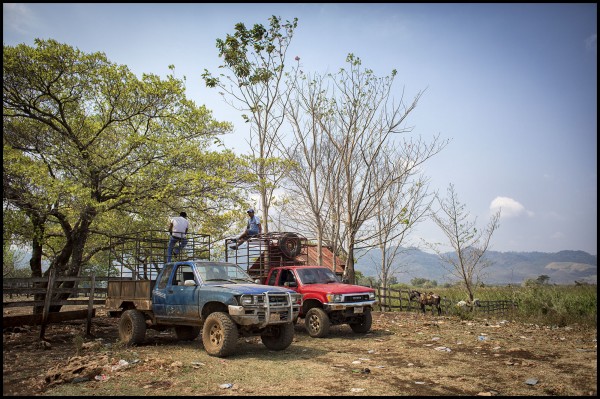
[204,278,237,283]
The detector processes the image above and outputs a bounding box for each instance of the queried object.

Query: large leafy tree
[3,39,245,284]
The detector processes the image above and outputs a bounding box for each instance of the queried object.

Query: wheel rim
[208,321,223,347]
[307,314,320,334]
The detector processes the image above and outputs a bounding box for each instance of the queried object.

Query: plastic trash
[219,383,233,389]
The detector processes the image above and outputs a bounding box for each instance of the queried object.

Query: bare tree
[367,157,434,289]
[279,70,335,265]
[202,16,299,233]
[315,54,447,284]
[426,183,501,302]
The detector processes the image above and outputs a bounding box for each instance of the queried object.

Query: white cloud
[489,196,533,218]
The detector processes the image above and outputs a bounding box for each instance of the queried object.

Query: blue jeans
[167,235,188,262]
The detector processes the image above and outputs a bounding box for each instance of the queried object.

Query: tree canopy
[3,39,247,278]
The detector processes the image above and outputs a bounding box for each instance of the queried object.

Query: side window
[267,270,278,286]
[156,265,174,289]
[280,270,295,286]
[174,264,195,286]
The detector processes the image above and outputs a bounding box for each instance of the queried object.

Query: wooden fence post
[86,274,96,337]
[39,269,56,340]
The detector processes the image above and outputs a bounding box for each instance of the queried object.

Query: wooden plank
[3,309,96,328]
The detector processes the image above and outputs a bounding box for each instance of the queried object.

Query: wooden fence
[2,270,108,339]
[373,286,518,315]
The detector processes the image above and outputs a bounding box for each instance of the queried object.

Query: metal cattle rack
[108,230,211,281]
[225,232,309,282]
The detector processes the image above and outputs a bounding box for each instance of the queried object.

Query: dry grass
[3,310,597,396]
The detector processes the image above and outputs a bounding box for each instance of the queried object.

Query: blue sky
[3,3,597,255]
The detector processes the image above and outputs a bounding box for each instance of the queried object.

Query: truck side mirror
[284,282,297,287]
[254,279,262,284]
[184,280,196,286]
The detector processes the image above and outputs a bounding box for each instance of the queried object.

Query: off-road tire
[305,307,330,338]
[118,309,147,345]
[349,309,372,333]
[174,325,201,341]
[202,312,238,357]
[261,322,295,350]
[279,232,301,258]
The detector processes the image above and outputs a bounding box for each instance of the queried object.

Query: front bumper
[323,300,377,311]
[228,292,301,328]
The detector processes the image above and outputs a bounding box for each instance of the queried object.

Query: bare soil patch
[3,309,597,396]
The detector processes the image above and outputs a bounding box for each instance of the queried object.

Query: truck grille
[342,293,371,303]
[256,293,291,306]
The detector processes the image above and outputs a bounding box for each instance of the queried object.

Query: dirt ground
[2,308,597,396]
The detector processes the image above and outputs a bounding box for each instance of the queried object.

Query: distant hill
[354,248,597,285]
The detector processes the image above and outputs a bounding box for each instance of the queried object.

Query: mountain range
[354,248,597,285]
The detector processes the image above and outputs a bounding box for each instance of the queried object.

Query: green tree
[202,16,299,233]
[536,274,551,285]
[4,39,244,291]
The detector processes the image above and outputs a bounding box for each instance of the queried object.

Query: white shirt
[170,216,189,238]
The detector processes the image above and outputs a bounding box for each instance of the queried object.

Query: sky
[3,3,597,255]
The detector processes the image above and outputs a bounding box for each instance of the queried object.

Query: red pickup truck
[264,265,377,338]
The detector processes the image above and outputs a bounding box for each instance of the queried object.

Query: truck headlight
[368,292,375,300]
[326,294,342,303]
[293,294,303,305]
[240,295,255,305]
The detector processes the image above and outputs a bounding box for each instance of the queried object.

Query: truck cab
[265,265,377,338]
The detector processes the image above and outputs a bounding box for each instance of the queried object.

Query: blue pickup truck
[106,260,302,357]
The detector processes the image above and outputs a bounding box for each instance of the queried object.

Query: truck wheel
[174,325,201,341]
[305,307,330,338]
[349,309,372,333]
[119,309,146,345]
[279,232,301,258]
[261,322,295,351]
[202,312,238,357]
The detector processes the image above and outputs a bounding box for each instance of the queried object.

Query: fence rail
[3,271,108,339]
[373,286,518,315]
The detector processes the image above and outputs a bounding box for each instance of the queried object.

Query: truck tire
[202,312,239,357]
[305,307,330,338]
[174,325,201,341]
[349,309,372,333]
[279,232,301,258]
[119,309,146,345]
[261,322,295,351]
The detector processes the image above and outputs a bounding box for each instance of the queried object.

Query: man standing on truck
[229,208,261,249]
[167,211,189,262]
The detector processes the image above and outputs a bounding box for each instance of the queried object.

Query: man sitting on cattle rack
[229,208,261,250]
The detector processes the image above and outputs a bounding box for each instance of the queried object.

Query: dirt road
[2,311,597,396]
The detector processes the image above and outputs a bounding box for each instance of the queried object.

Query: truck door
[155,262,201,323]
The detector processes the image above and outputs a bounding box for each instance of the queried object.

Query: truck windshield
[296,268,339,285]
[195,262,254,283]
